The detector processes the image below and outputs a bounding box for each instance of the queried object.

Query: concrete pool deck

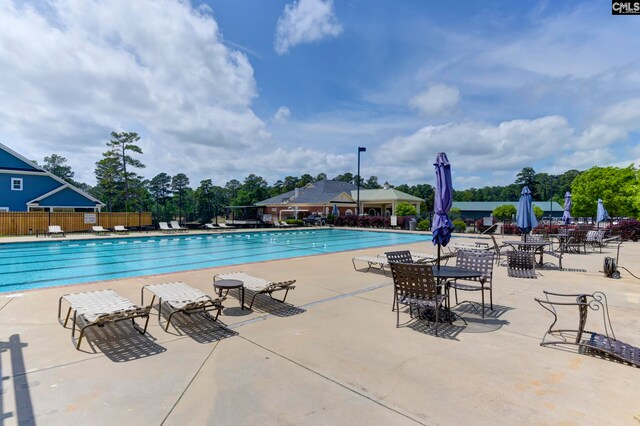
[0,232,638,425]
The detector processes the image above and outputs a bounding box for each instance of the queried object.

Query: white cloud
[274,0,342,55]
[273,106,292,123]
[374,115,576,184]
[0,0,267,184]
[408,84,460,116]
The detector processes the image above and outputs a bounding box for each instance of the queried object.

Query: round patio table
[431,265,482,280]
[427,265,483,323]
[213,279,245,310]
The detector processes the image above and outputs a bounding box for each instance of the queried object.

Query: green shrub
[395,202,417,216]
[285,219,303,225]
[533,206,544,220]
[417,218,431,231]
[452,219,466,233]
[449,207,462,221]
[493,204,517,221]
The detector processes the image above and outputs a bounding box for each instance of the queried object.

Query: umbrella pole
[437,243,441,270]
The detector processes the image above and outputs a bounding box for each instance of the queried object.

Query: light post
[356,147,366,216]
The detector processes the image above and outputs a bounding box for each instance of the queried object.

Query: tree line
[35,131,640,222]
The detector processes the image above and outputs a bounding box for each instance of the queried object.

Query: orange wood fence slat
[0,212,152,236]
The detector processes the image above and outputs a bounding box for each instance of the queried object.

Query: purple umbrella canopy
[431,152,454,247]
[596,199,610,223]
[562,192,572,225]
[516,186,538,235]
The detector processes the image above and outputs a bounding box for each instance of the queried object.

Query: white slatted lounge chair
[48,225,66,237]
[91,225,110,235]
[141,282,225,331]
[113,225,129,234]
[170,221,188,232]
[352,255,390,275]
[58,289,151,350]
[158,222,175,233]
[204,223,219,230]
[218,223,236,229]
[213,272,296,309]
[280,221,293,227]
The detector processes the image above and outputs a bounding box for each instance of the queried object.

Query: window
[11,178,23,191]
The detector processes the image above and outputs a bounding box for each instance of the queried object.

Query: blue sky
[1,0,639,190]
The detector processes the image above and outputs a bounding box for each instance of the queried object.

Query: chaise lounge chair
[170,220,188,232]
[113,225,129,234]
[48,225,66,237]
[203,223,219,230]
[58,289,151,350]
[218,223,236,229]
[352,252,439,276]
[158,222,175,233]
[141,282,225,331]
[91,225,110,236]
[213,272,296,310]
[352,255,391,275]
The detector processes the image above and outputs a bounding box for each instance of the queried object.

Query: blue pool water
[0,229,433,293]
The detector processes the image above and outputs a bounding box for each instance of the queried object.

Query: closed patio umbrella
[561,192,572,225]
[332,203,339,217]
[431,152,454,269]
[596,199,610,225]
[516,186,538,241]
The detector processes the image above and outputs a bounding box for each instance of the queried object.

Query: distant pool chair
[58,289,151,350]
[158,222,175,233]
[170,221,188,233]
[48,225,66,237]
[91,225,110,235]
[113,225,129,234]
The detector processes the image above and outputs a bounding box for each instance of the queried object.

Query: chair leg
[434,305,439,337]
[480,290,485,318]
[489,288,493,310]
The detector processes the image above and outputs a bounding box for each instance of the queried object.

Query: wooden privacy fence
[0,212,152,236]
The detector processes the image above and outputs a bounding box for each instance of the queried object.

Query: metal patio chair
[389,262,449,336]
[448,250,494,317]
[535,291,639,367]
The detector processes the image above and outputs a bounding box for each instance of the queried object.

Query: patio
[1,233,638,425]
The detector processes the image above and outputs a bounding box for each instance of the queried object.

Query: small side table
[213,279,245,310]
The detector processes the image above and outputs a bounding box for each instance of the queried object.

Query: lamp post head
[358,147,366,152]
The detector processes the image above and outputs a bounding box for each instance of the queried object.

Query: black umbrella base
[419,308,467,325]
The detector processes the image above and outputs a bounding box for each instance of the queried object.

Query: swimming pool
[0,229,432,293]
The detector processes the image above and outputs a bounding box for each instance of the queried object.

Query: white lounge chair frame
[218,223,236,229]
[352,252,439,275]
[158,222,175,233]
[58,289,151,350]
[92,225,110,235]
[204,223,219,230]
[213,272,296,309]
[48,225,65,237]
[141,282,225,331]
[352,256,390,275]
[170,221,188,233]
[113,225,129,234]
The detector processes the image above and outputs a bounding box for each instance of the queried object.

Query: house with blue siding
[0,143,104,212]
